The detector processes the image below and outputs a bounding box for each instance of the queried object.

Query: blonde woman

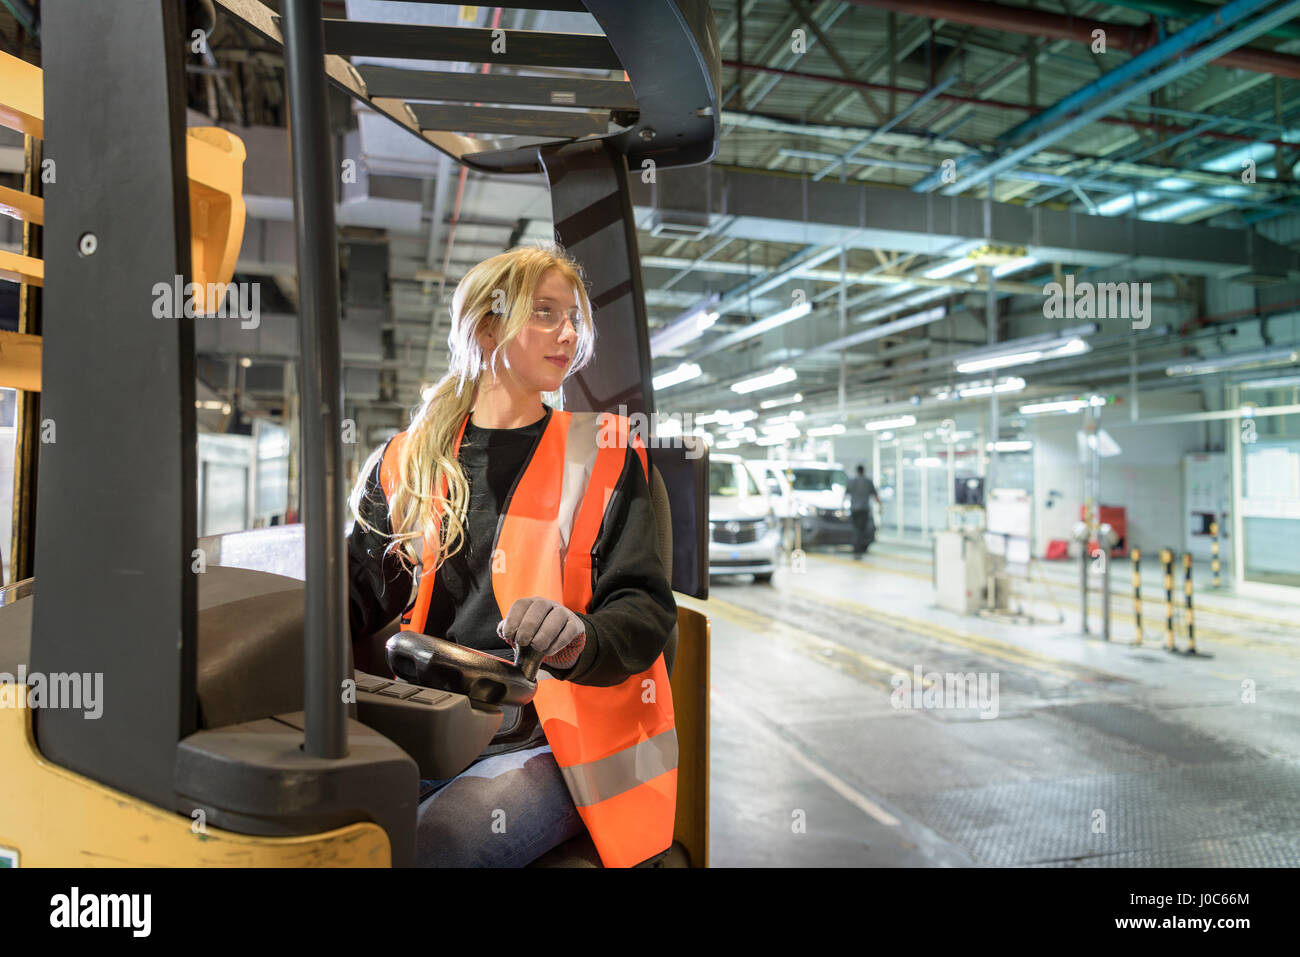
[347,243,678,867]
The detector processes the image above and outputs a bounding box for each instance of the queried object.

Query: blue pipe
[943,0,1300,197]
[815,74,959,182]
[913,0,1290,194]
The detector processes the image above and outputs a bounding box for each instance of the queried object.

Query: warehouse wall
[1032,391,1208,558]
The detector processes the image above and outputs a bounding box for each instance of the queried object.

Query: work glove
[496,596,587,670]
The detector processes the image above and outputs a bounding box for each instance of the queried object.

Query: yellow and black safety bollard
[1183,552,1197,655]
[1210,521,1221,588]
[1131,548,1142,646]
[1161,547,1174,651]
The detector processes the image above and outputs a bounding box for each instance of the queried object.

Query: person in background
[845,464,881,559]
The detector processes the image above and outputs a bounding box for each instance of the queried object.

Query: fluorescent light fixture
[1020,395,1106,415]
[766,410,806,424]
[987,440,1033,452]
[957,350,1043,373]
[760,392,803,409]
[755,435,790,446]
[1241,375,1300,390]
[716,439,741,449]
[807,424,846,436]
[1165,347,1299,378]
[732,366,798,394]
[957,376,1027,398]
[992,256,1037,278]
[760,423,801,438]
[953,331,1094,374]
[866,414,917,431]
[697,408,757,425]
[649,295,722,354]
[762,301,812,328]
[652,362,702,391]
[924,257,975,279]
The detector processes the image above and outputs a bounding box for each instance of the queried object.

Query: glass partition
[1235,380,1300,589]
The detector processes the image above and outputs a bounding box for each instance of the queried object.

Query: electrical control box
[1184,453,1227,561]
[934,529,988,615]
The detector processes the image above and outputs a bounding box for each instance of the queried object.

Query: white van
[744,460,796,520]
[708,454,782,583]
[763,460,854,548]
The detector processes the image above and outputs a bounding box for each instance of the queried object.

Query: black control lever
[514,644,545,682]
[386,632,538,707]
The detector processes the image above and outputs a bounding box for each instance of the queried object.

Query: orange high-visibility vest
[379,408,677,868]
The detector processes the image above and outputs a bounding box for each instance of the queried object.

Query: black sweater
[347,405,677,692]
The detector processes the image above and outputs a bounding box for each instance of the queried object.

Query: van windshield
[710,462,760,497]
[787,468,848,492]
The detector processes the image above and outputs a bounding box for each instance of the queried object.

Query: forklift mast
[10,0,719,864]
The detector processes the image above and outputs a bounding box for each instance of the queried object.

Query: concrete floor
[685,541,1300,867]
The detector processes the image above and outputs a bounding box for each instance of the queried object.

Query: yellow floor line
[687,582,1104,684]
[802,552,1300,659]
[845,548,1300,629]
[779,580,1109,682]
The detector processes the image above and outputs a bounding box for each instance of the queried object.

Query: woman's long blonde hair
[349,242,597,574]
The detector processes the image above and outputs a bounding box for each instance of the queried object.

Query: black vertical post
[31,0,197,807]
[539,140,655,422]
[1211,520,1221,588]
[1183,552,1196,655]
[283,0,348,759]
[1162,547,1175,652]
[1131,548,1142,646]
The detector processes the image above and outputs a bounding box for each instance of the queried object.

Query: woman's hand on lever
[497,596,586,668]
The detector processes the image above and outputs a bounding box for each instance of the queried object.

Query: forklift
[0,0,718,867]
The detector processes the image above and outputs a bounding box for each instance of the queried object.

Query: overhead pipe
[1102,0,1300,41]
[933,0,1300,197]
[777,145,1293,210]
[814,74,960,181]
[721,61,1267,147]
[849,0,1300,81]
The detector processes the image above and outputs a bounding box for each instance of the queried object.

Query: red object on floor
[1079,505,1127,557]
[1044,539,1069,560]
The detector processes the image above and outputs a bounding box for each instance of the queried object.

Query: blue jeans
[414,744,585,867]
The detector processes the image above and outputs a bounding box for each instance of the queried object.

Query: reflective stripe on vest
[378,409,676,867]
